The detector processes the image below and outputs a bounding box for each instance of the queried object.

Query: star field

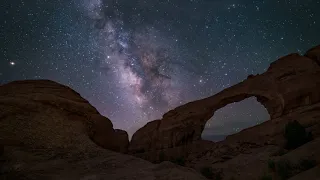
[1,0,320,140]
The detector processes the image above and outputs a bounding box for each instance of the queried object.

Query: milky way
[1,0,320,139]
[81,0,196,134]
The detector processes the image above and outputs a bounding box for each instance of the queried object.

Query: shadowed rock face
[0,80,207,180]
[129,45,320,154]
[0,80,129,153]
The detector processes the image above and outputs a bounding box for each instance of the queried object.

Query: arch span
[201,97,270,142]
[156,78,285,149]
[188,93,277,143]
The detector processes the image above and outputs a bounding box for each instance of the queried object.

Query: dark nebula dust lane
[1,0,320,138]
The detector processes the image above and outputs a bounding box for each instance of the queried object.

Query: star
[1,0,319,140]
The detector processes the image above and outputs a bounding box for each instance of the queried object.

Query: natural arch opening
[201,97,270,142]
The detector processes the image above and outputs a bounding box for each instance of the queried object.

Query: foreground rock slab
[0,80,206,180]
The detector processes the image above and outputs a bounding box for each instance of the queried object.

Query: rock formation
[129,45,320,153]
[0,80,128,153]
[1,45,320,180]
[0,80,206,179]
[128,45,320,179]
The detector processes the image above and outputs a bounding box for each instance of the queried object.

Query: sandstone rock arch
[201,96,270,142]
[129,75,285,153]
[153,79,284,149]
[129,45,320,154]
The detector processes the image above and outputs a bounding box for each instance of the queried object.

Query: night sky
[1,0,320,140]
